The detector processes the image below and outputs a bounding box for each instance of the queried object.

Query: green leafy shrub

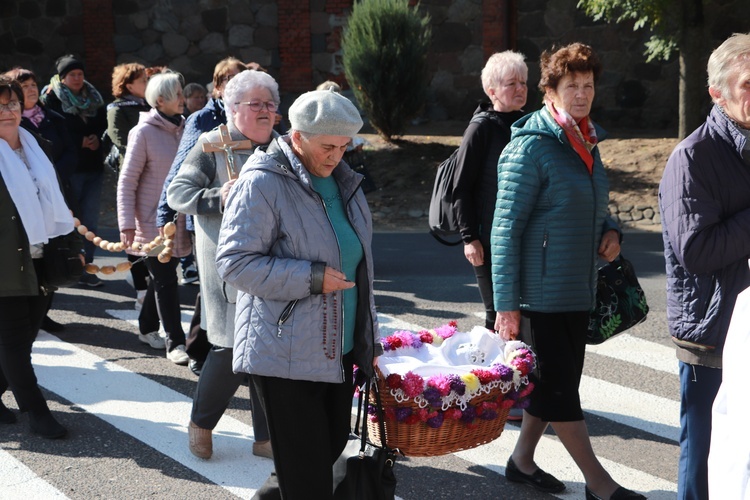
[342,0,431,141]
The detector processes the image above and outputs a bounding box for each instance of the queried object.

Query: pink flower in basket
[427,374,452,397]
[402,371,425,399]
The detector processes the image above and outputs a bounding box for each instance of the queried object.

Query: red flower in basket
[385,373,403,390]
[472,368,497,385]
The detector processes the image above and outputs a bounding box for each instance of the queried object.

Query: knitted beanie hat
[288,89,363,137]
[56,55,85,79]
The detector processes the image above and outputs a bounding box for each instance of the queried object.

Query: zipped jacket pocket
[277,299,298,337]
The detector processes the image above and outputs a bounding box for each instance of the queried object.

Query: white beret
[288,89,363,137]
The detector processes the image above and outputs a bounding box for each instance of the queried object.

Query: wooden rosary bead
[85,264,100,274]
[93,236,102,246]
[99,265,116,275]
[157,252,171,263]
[116,261,132,272]
[163,221,176,237]
[85,231,96,241]
[77,224,88,235]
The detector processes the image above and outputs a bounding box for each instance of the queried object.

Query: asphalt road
[0,227,679,499]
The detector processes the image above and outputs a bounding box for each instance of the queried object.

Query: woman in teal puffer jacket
[491,44,643,500]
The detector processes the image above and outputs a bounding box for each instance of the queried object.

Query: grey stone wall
[0,0,747,130]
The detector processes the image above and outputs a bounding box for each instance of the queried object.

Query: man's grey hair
[708,32,750,102]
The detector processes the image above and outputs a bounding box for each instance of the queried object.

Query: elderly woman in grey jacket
[216,89,381,499]
[167,70,278,461]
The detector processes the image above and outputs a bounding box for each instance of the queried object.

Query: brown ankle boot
[188,421,212,459]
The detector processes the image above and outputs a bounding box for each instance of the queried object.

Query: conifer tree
[342,0,431,141]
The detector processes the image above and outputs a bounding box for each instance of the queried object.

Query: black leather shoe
[505,457,565,493]
[41,316,65,333]
[29,411,67,439]
[585,486,647,499]
[0,401,16,424]
[189,359,204,377]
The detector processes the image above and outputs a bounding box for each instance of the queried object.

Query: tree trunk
[678,0,709,139]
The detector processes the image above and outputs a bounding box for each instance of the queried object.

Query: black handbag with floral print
[587,255,649,344]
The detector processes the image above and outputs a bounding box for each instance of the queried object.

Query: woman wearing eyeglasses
[167,69,279,460]
[0,77,80,439]
[156,56,247,375]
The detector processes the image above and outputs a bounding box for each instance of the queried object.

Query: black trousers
[191,346,269,441]
[127,254,149,290]
[140,257,185,348]
[252,355,354,500]
[472,243,496,330]
[0,282,52,413]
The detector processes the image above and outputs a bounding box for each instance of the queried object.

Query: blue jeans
[678,362,722,500]
[68,171,103,264]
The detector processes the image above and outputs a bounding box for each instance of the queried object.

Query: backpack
[428,112,490,245]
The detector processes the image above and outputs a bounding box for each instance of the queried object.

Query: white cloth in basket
[379,326,526,379]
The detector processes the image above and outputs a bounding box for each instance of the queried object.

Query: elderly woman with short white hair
[117,71,190,363]
[167,69,279,461]
[452,50,528,332]
[215,90,382,499]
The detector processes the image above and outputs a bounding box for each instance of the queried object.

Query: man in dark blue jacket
[659,32,750,500]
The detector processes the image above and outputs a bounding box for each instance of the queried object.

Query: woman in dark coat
[0,77,81,439]
[4,67,79,333]
[41,54,107,287]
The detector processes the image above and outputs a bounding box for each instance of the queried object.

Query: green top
[310,174,363,354]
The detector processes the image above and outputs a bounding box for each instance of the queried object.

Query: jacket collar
[708,104,748,155]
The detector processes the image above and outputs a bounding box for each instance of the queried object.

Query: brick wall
[81,0,116,97]
[482,0,513,58]
[278,0,312,92]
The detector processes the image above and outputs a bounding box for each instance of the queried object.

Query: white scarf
[0,128,74,245]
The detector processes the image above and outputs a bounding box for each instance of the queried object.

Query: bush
[342,0,431,141]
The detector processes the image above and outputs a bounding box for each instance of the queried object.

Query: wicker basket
[368,371,512,457]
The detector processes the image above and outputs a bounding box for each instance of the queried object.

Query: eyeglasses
[0,101,21,113]
[235,100,278,113]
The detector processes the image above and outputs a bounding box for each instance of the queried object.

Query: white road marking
[0,448,69,498]
[31,332,272,499]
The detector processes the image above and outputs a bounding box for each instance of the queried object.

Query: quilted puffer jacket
[659,105,750,368]
[215,137,382,383]
[491,108,619,313]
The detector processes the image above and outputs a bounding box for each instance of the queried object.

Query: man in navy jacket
[659,32,750,500]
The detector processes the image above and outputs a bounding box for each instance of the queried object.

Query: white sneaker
[135,290,147,311]
[167,345,190,365]
[139,331,166,349]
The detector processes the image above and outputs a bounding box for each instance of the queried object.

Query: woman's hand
[220,179,237,208]
[464,239,484,267]
[321,267,355,294]
[120,229,136,248]
[598,229,621,262]
[494,310,521,341]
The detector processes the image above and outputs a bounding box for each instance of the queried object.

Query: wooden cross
[201,124,255,180]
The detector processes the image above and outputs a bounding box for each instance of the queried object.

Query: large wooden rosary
[74,216,177,276]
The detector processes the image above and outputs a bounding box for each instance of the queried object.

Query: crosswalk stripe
[456,427,677,498]
[0,448,69,498]
[8,309,676,497]
[587,334,679,375]
[31,331,272,499]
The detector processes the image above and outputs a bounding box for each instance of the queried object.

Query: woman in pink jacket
[117,71,191,364]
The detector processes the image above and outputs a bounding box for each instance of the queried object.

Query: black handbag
[587,254,649,344]
[41,230,85,289]
[333,375,398,500]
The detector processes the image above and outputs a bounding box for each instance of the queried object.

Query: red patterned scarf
[545,99,597,174]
